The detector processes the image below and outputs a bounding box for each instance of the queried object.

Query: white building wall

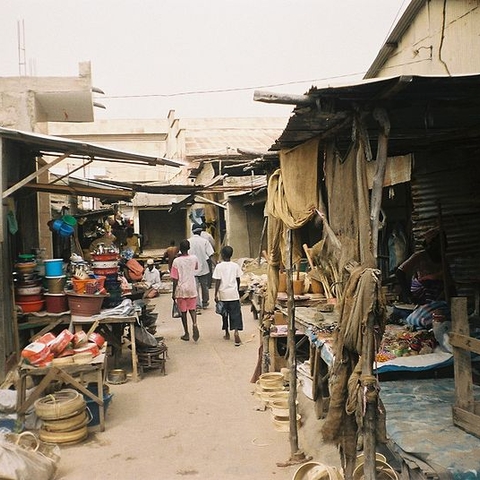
[377,1,480,77]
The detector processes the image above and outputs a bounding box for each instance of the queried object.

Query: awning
[0,127,186,199]
[261,74,480,156]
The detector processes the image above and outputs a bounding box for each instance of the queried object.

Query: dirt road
[55,294,315,479]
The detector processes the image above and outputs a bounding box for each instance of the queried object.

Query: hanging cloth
[264,137,319,312]
[6,198,18,235]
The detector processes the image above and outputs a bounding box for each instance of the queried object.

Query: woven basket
[34,389,86,420]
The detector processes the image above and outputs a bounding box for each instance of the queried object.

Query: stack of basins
[34,388,89,445]
[254,372,288,417]
[43,258,68,313]
[255,371,300,432]
[91,251,121,308]
[14,254,44,314]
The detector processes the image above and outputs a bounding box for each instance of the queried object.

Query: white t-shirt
[212,261,243,301]
[188,234,214,276]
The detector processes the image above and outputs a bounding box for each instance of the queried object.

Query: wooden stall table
[18,313,70,342]
[71,313,140,382]
[16,353,107,431]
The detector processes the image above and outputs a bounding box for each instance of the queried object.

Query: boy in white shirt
[212,245,243,346]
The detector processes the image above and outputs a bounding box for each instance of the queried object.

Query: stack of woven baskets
[254,372,301,432]
[34,389,89,445]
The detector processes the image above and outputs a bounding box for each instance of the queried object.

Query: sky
[0,0,408,120]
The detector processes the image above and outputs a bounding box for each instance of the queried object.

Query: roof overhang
[1,127,186,199]
[266,74,480,156]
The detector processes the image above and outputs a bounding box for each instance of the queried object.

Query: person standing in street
[213,245,244,346]
[200,224,216,287]
[188,225,215,312]
[171,240,200,342]
[163,239,180,272]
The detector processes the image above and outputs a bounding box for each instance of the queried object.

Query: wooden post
[286,229,305,461]
[370,108,390,262]
[360,312,378,480]
[258,216,268,266]
[451,297,473,411]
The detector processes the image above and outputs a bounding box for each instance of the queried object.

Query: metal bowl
[107,369,127,384]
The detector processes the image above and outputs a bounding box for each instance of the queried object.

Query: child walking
[171,239,200,342]
[212,245,244,346]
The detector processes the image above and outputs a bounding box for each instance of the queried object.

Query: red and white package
[73,330,88,348]
[57,348,75,358]
[34,353,54,368]
[74,342,100,358]
[21,342,51,366]
[37,333,56,345]
[88,332,105,348]
[49,329,74,356]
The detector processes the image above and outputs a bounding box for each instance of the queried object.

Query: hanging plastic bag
[215,301,225,315]
[171,301,181,319]
[0,430,60,480]
[133,322,158,348]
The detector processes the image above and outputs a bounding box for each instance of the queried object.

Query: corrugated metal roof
[0,127,185,167]
[183,118,286,158]
[270,74,480,156]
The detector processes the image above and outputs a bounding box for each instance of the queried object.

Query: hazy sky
[1,0,408,120]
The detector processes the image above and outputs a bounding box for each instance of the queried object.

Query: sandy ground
[54,292,341,480]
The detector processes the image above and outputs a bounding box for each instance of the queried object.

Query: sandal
[193,325,200,342]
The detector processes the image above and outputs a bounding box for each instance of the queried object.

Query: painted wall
[377,1,480,77]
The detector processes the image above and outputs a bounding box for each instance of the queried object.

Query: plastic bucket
[62,215,77,226]
[45,275,66,294]
[45,293,68,313]
[84,383,113,427]
[44,259,64,276]
[59,223,74,237]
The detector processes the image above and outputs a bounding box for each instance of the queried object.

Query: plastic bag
[215,301,225,315]
[171,301,181,319]
[133,323,157,348]
[0,430,60,480]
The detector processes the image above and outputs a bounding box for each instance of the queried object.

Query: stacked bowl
[14,255,44,313]
[91,250,121,308]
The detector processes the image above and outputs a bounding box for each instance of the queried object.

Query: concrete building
[366,0,480,78]
[49,114,286,258]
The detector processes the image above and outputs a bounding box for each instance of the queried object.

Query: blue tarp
[381,378,480,480]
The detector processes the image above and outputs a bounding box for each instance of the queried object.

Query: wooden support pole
[360,312,378,480]
[253,90,316,106]
[286,229,305,461]
[370,108,390,262]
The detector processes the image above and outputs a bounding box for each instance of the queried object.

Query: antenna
[17,19,26,76]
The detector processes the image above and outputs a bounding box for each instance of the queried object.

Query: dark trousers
[195,274,210,308]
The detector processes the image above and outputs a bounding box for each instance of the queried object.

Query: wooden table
[71,314,140,382]
[16,354,107,431]
[21,312,140,382]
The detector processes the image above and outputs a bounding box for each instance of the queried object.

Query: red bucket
[45,293,68,313]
